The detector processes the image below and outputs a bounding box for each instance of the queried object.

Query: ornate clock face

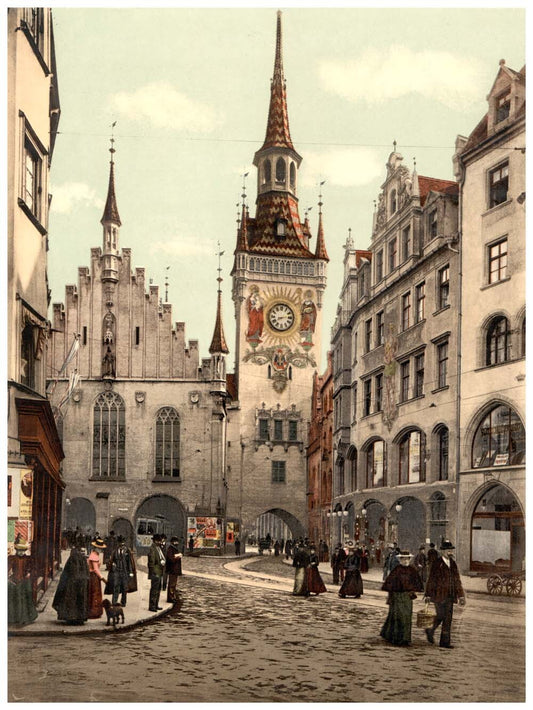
[268,303,295,332]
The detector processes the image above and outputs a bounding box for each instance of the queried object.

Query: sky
[45,3,526,370]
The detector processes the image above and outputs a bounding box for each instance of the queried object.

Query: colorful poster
[226,521,235,543]
[8,468,21,518]
[187,516,221,548]
[19,468,33,520]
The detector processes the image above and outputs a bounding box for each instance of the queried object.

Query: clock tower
[227,11,328,543]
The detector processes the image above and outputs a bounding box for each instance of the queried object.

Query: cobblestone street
[8,556,525,702]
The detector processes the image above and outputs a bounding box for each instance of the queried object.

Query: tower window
[275,219,287,240]
[290,162,296,188]
[275,157,286,183]
[263,159,271,184]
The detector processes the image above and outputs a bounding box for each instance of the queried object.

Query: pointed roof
[259,11,296,152]
[236,203,249,251]
[209,279,229,355]
[314,210,329,261]
[101,143,121,226]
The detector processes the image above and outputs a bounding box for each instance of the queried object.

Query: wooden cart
[486,570,525,596]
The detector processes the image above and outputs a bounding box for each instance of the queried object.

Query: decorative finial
[393,139,397,152]
[413,157,417,171]
[110,121,117,160]
[305,206,313,220]
[499,58,506,66]
[216,241,224,290]
[241,171,249,208]
[318,180,326,213]
[164,266,170,303]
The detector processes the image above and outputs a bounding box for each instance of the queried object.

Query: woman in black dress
[338,544,363,598]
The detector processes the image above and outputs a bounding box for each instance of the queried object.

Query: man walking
[424,540,466,649]
[147,534,166,612]
[105,535,136,607]
[165,536,183,603]
[330,543,347,585]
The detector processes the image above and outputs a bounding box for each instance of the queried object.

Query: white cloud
[150,236,213,258]
[51,182,104,214]
[300,147,383,188]
[319,46,485,110]
[111,81,221,132]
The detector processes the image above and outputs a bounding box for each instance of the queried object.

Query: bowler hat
[397,550,412,558]
[440,540,455,550]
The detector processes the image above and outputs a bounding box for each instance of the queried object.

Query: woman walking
[306,544,327,595]
[52,544,90,625]
[339,543,363,599]
[380,550,423,646]
[87,537,107,618]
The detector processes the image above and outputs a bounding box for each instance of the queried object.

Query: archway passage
[64,497,96,536]
[471,484,524,573]
[253,508,305,545]
[135,495,186,554]
[395,497,426,554]
[362,499,387,552]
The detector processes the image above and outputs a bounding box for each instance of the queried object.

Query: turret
[100,134,121,282]
[209,247,229,387]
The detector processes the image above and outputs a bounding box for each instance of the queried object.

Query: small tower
[209,246,229,387]
[101,131,121,282]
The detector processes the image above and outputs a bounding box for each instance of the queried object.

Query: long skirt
[306,567,327,594]
[293,567,308,596]
[380,591,413,646]
[8,580,38,626]
[339,570,363,597]
[87,571,104,618]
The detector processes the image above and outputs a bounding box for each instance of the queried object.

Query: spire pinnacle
[209,244,229,355]
[315,181,329,261]
[259,11,295,151]
[101,123,121,226]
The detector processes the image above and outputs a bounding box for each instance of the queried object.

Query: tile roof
[418,176,458,206]
[208,289,229,355]
[246,193,314,258]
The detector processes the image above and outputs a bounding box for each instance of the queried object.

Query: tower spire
[101,123,121,227]
[315,181,329,261]
[259,10,295,151]
[209,244,229,355]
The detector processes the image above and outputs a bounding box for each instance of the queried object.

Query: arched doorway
[395,497,426,553]
[135,495,186,554]
[253,508,305,544]
[471,484,524,573]
[64,497,96,535]
[110,517,135,549]
[362,499,387,562]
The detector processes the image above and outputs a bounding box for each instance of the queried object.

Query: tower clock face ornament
[268,303,295,332]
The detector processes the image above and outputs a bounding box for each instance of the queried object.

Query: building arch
[393,427,426,485]
[477,310,511,367]
[134,494,187,553]
[469,402,525,469]
[275,157,286,184]
[391,495,426,553]
[64,497,96,536]
[361,498,387,553]
[468,482,524,573]
[254,508,305,541]
[362,437,386,489]
[110,517,135,549]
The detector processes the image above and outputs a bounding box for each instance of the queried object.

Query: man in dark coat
[424,540,466,648]
[165,536,183,603]
[427,542,439,572]
[330,543,347,585]
[52,545,89,624]
[105,535,136,606]
[147,534,166,611]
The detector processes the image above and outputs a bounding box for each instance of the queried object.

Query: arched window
[521,317,526,357]
[92,392,125,478]
[366,440,385,488]
[472,404,525,468]
[336,458,345,495]
[486,316,511,365]
[275,157,286,183]
[437,427,449,481]
[390,189,397,215]
[289,161,296,188]
[263,159,271,184]
[155,407,180,478]
[346,446,357,491]
[398,430,425,484]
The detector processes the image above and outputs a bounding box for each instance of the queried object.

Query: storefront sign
[19,468,33,519]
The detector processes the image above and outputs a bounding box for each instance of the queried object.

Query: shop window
[155,407,180,478]
[472,404,525,468]
[398,430,425,484]
[366,440,385,488]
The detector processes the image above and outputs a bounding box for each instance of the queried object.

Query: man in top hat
[105,534,136,607]
[424,540,466,648]
[427,542,438,572]
[147,534,166,611]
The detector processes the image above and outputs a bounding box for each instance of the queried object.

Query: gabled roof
[355,250,372,267]
[418,176,458,206]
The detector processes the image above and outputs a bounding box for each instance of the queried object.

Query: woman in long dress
[380,550,423,646]
[52,545,89,624]
[306,545,327,595]
[339,545,363,598]
[8,536,38,626]
[292,544,310,596]
[87,537,107,618]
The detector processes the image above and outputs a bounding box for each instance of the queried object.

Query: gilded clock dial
[268,303,295,332]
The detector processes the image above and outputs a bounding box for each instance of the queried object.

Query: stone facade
[331,151,460,558]
[455,61,525,574]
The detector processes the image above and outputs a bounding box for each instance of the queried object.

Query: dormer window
[275,218,287,240]
[496,91,511,123]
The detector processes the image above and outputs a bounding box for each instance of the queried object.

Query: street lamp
[395,503,403,513]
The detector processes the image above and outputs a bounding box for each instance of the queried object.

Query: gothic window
[366,440,385,488]
[398,430,425,484]
[437,427,449,480]
[263,159,272,184]
[290,161,296,188]
[472,404,525,468]
[92,392,125,479]
[155,407,180,478]
[486,316,511,366]
[275,157,286,184]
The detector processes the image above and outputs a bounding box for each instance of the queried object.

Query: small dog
[102,599,125,627]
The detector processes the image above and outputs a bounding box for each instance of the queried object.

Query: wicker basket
[416,602,436,629]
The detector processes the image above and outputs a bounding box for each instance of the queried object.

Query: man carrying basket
[424,540,466,649]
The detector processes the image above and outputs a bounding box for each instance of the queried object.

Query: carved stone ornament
[135,391,146,404]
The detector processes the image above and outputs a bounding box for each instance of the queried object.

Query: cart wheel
[506,577,522,596]
[487,574,503,595]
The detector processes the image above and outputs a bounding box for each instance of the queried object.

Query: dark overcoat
[52,548,89,622]
[425,557,464,603]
